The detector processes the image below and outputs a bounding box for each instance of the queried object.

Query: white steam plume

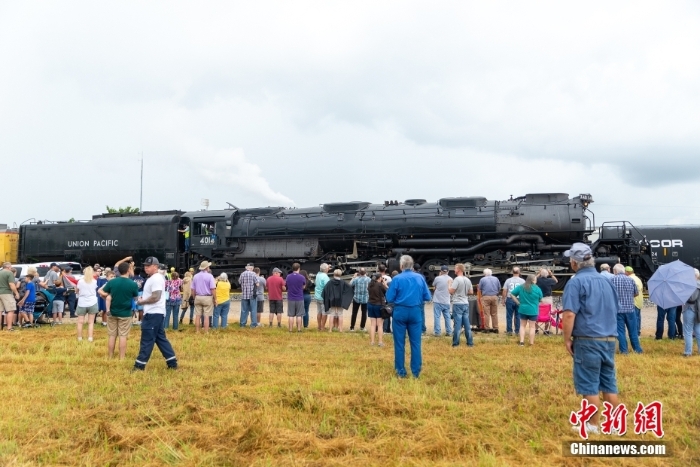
[197,149,294,206]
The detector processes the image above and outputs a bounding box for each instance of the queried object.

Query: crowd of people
[1,247,699,380]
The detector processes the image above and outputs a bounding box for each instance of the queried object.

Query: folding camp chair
[535,303,552,335]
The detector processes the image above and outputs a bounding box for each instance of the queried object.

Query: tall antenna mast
[139,152,144,212]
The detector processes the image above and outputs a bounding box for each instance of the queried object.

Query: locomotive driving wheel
[269,262,293,278]
[421,259,449,284]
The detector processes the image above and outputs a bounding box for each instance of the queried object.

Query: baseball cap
[143,257,160,266]
[273,268,282,274]
[440,265,449,272]
[158,264,167,270]
[625,266,634,273]
[62,265,72,271]
[563,243,593,262]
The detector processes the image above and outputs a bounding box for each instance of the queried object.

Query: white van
[11,262,84,281]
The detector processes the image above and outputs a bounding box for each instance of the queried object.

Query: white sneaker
[88,337,93,342]
[78,337,83,341]
[571,423,599,435]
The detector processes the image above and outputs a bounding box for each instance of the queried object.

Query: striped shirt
[610,274,639,313]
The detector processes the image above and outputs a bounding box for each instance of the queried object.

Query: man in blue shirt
[610,264,641,354]
[562,243,621,435]
[386,255,432,378]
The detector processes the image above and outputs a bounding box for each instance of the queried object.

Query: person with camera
[367,273,388,346]
[60,266,78,318]
[386,255,432,378]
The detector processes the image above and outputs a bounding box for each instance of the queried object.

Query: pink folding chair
[535,303,552,335]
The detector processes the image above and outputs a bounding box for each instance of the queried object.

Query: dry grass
[0,317,697,466]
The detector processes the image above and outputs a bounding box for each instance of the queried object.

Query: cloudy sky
[2,1,699,228]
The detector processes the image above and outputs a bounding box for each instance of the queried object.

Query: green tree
[106,206,140,214]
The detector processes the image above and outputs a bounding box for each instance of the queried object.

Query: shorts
[367,303,383,319]
[518,313,537,322]
[194,295,214,317]
[315,299,325,315]
[0,294,17,312]
[269,300,284,314]
[257,300,264,314]
[107,315,132,337]
[287,300,305,317]
[21,302,36,314]
[327,306,344,317]
[572,339,618,396]
[76,304,99,316]
[52,300,65,315]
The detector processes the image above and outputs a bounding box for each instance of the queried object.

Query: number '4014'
[199,237,215,245]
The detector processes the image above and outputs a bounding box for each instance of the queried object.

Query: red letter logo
[570,399,598,439]
[601,402,628,435]
[633,401,664,438]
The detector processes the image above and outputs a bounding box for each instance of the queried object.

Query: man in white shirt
[502,267,526,336]
[133,257,178,371]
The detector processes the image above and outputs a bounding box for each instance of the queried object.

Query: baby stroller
[30,289,56,326]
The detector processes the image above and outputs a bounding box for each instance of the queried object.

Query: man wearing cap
[266,268,286,327]
[39,263,61,291]
[611,264,642,354]
[133,257,177,371]
[239,264,260,328]
[191,261,216,333]
[60,266,78,318]
[432,265,453,337]
[562,243,621,435]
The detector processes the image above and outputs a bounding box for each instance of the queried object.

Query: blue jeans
[392,305,423,378]
[134,314,177,370]
[452,303,474,346]
[655,306,677,339]
[383,315,391,333]
[213,301,231,328]
[240,298,258,327]
[164,299,181,330]
[616,312,642,353]
[505,298,520,334]
[572,339,618,395]
[420,303,426,333]
[179,302,194,323]
[683,309,700,355]
[184,238,190,251]
[303,293,312,328]
[636,307,642,335]
[433,303,452,335]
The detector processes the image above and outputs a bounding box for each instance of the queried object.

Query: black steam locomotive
[18,193,655,285]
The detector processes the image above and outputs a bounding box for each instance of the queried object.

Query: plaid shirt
[350,275,371,304]
[610,274,638,313]
[239,270,258,300]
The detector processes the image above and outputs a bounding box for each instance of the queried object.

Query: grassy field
[0,318,696,466]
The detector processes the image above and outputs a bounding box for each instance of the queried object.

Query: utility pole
[139,153,144,212]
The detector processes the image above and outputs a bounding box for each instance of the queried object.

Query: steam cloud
[198,149,295,206]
